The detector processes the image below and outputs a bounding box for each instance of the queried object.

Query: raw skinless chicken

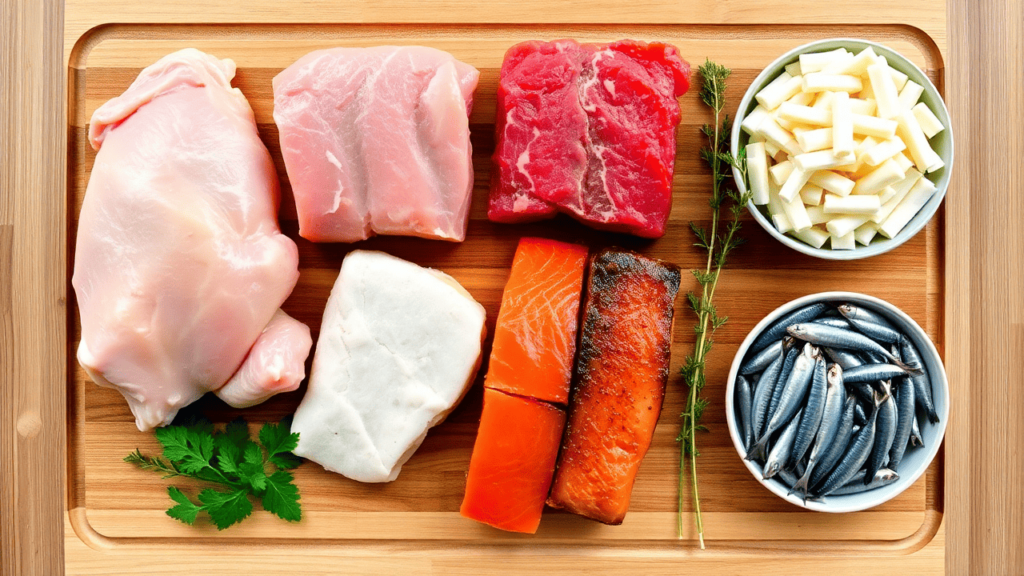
[74,49,306,431]
[215,309,312,409]
[273,46,479,243]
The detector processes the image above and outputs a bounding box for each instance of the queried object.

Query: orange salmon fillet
[546,248,680,525]
[484,237,588,404]
[460,388,566,533]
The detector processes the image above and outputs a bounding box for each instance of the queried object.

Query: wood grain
[945,0,1024,573]
[0,0,1019,573]
[0,0,67,574]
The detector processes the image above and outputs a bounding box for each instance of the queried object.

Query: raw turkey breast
[489,39,691,238]
[74,49,305,431]
[273,47,480,243]
[290,250,486,483]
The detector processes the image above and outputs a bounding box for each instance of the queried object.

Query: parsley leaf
[127,417,303,530]
[261,470,301,522]
[259,417,301,470]
[165,486,201,525]
[199,488,253,530]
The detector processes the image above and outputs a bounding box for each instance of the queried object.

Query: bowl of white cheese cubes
[731,39,952,258]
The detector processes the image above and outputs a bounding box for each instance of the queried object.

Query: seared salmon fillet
[485,237,588,404]
[547,248,681,525]
[460,389,566,533]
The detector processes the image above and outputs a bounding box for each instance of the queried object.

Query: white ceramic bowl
[730,38,954,260]
[724,292,949,512]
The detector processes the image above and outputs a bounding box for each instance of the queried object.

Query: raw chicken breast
[215,310,312,409]
[74,49,304,431]
[291,250,486,483]
[273,46,479,243]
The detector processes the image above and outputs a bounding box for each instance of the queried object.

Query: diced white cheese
[821,52,856,74]
[849,98,877,117]
[912,102,945,138]
[746,142,771,205]
[799,48,850,73]
[826,214,871,237]
[770,159,795,186]
[757,72,804,110]
[781,190,813,232]
[793,149,855,172]
[852,159,905,195]
[898,80,924,112]
[862,136,907,167]
[809,170,857,197]
[824,193,882,215]
[779,102,832,126]
[800,183,824,206]
[867,61,902,119]
[764,139,781,157]
[879,176,937,238]
[852,114,898,139]
[836,46,879,76]
[806,204,829,225]
[789,91,815,107]
[790,226,830,248]
[773,213,794,233]
[803,73,863,94]
[741,105,770,135]
[796,127,833,152]
[896,110,942,172]
[871,168,924,223]
[830,230,857,250]
[854,222,879,245]
[812,91,836,110]
[834,136,879,172]
[759,116,804,156]
[893,152,914,172]
[779,166,812,203]
[832,91,855,157]
[878,185,898,205]
[785,61,802,77]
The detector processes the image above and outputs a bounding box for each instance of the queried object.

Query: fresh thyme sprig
[677,60,754,549]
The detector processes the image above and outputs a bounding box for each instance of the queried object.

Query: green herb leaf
[165,486,202,525]
[261,470,302,522]
[127,418,303,530]
[680,60,753,549]
[198,488,253,531]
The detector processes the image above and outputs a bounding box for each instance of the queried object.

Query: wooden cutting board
[58,1,948,573]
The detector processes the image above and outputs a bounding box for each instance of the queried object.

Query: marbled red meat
[488,39,690,238]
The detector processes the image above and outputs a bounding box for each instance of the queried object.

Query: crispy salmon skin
[547,248,681,525]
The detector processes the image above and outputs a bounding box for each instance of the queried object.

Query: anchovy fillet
[750,303,830,354]
[764,408,803,479]
[864,382,897,482]
[899,336,939,423]
[740,340,784,375]
[791,355,828,467]
[737,375,755,450]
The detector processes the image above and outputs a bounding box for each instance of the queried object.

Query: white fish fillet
[272,46,479,243]
[74,49,305,430]
[291,250,486,482]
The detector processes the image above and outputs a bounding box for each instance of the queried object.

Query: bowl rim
[724,291,950,513]
[729,37,954,260]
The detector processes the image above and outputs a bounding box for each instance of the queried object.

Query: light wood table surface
[1,0,1021,574]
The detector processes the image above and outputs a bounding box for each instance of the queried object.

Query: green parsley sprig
[125,417,302,530]
[677,60,753,549]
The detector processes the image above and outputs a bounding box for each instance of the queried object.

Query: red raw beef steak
[488,39,690,238]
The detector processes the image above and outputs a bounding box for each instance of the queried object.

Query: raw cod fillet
[290,250,486,483]
[273,46,480,243]
[489,39,691,238]
[460,237,587,533]
[547,248,681,524]
[74,48,305,431]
